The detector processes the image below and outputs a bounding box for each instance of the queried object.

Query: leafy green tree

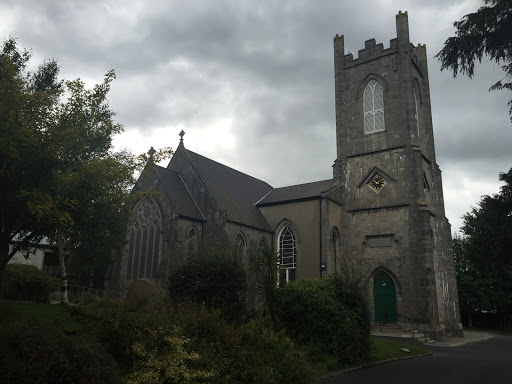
[0,38,171,301]
[454,168,512,328]
[435,0,512,121]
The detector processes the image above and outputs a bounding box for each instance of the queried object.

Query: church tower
[333,12,462,338]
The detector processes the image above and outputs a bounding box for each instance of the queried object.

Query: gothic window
[234,233,246,265]
[278,225,296,283]
[258,237,268,254]
[187,227,198,255]
[126,199,162,280]
[363,79,385,134]
[329,228,341,274]
[413,87,420,136]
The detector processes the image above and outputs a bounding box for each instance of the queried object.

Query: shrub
[168,250,247,321]
[170,302,314,384]
[2,264,59,303]
[276,274,371,370]
[0,320,121,384]
[125,278,166,312]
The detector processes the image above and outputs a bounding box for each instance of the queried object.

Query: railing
[51,283,127,303]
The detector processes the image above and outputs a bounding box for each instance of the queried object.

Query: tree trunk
[468,312,473,328]
[56,230,68,305]
[0,235,12,298]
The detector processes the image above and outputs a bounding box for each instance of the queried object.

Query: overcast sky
[2,0,511,234]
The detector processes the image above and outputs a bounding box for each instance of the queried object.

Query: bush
[170,302,314,384]
[2,264,59,303]
[0,320,121,384]
[168,250,247,321]
[276,274,371,370]
[125,278,166,312]
[72,300,314,384]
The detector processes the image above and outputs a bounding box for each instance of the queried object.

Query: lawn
[370,336,429,362]
[0,300,80,331]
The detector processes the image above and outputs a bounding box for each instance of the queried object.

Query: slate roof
[152,165,205,222]
[183,148,274,232]
[256,179,338,206]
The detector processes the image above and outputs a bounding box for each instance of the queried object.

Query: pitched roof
[182,148,273,232]
[152,165,205,222]
[256,179,338,206]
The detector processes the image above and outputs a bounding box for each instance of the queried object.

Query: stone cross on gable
[179,130,185,143]
[148,146,156,161]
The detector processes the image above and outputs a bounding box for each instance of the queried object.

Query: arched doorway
[373,272,397,323]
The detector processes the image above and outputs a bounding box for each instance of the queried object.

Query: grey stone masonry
[333,11,462,339]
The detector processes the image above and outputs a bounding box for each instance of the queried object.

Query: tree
[454,168,512,328]
[0,38,171,301]
[435,0,512,121]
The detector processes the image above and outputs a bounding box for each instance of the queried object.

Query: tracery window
[363,79,385,134]
[278,225,296,283]
[126,200,162,280]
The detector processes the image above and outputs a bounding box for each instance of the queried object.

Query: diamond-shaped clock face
[369,174,385,191]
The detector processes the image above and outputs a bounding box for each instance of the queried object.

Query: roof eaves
[257,195,323,207]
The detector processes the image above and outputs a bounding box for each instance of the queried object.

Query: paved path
[320,332,512,384]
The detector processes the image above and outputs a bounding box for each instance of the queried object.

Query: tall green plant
[248,244,281,322]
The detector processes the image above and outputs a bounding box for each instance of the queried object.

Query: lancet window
[363,79,385,133]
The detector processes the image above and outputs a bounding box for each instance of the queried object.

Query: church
[111,11,463,339]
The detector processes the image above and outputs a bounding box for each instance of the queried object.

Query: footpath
[371,328,495,347]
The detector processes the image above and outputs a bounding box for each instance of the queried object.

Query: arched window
[258,237,268,254]
[413,87,420,136]
[363,79,385,134]
[278,225,296,283]
[187,227,198,255]
[329,228,341,274]
[234,233,246,265]
[126,199,162,280]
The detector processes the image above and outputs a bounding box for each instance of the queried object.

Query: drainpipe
[319,198,322,278]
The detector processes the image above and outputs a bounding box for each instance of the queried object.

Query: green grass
[0,300,80,331]
[370,336,429,362]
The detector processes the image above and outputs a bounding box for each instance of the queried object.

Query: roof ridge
[273,178,334,190]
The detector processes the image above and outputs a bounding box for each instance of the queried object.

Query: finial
[179,130,185,143]
[148,146,156,160]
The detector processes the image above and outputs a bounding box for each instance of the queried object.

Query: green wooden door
[373,273,397,323]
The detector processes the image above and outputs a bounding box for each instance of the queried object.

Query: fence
[51,283,127,303]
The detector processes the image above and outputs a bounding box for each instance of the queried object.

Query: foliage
[168,248,247,321]
[435,0,512,121]
[125,326,213,384]
[275,274,371,370]
[0,37,172,292]
[248,243,282,322]
[454,168,512,328]
[71,299,313,384]
[170,302,314,384]
[2,264,59,303]
[0,320,121,384]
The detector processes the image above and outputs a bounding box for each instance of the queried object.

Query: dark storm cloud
[2,0,510,232]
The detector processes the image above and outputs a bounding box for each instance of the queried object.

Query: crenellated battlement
[336,10,426,68]
[344,37,398,66]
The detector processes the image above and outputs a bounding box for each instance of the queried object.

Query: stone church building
[111,12,462,338]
